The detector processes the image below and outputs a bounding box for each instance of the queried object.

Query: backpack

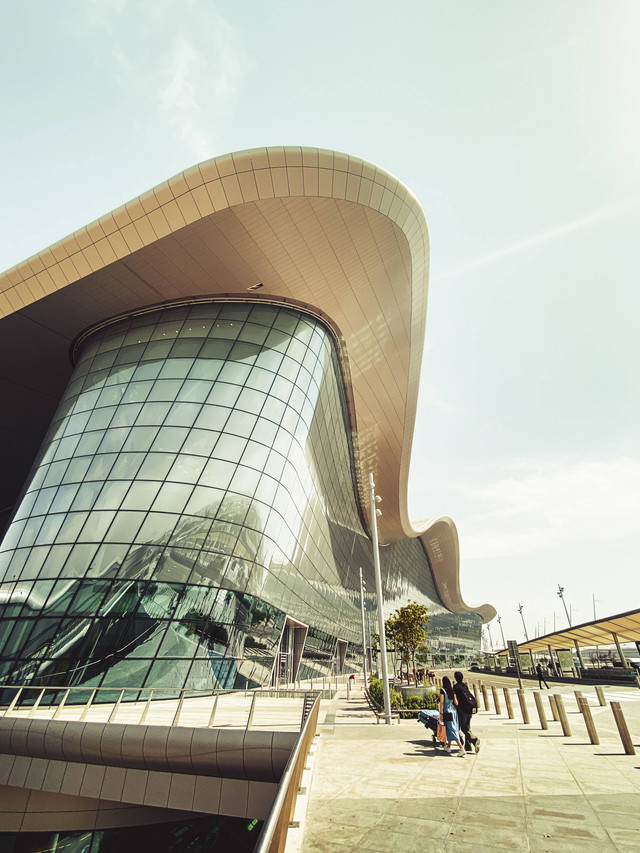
[456,683,478,714]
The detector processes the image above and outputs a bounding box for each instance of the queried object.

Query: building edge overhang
[0,145,492,622]
[416,516,496,624]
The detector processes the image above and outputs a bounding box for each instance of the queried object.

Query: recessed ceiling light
[247,282,264,291]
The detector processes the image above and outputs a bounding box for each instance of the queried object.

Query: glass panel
[151,426,189,453]
[168,454,207,484]
[199,459,236,490]
[152,482,194,513]
[135,512,180,544]
[104,511,146,543]
[137,453,176,481]
[38,544,74,579]
[121,481,162,511]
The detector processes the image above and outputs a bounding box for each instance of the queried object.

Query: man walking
[536,662,550,689]
[453,671,480,754]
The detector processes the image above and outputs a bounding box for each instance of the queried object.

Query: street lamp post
[359,567,368,685]
[369,472,393,724]
[497,615,507,649]
[517,603,529,642]
[557,585,572,627]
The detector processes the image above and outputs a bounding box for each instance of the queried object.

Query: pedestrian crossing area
[602,690,640,703]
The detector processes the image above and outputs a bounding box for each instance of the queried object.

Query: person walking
[453,671,481,754]
[536,662,550,689]
[439,676,466,757]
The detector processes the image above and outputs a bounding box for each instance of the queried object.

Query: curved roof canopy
[515,607,640,653]
[0,146,495,622]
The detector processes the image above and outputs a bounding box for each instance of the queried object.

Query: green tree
[385,601,429,682]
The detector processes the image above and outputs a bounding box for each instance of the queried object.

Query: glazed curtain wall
[0,301,452,691]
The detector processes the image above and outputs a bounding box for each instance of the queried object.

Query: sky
[1,1,639,649]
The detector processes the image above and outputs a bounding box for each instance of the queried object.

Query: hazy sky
[2,1,639,647]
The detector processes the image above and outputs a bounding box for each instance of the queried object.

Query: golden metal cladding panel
[0,146,494,622]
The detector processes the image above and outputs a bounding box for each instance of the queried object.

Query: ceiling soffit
[0,146,493,621]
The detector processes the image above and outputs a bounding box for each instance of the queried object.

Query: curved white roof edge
[0,145,494,622]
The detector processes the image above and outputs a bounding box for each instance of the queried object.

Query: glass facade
[0,301,479,692]
[0,814,263,853]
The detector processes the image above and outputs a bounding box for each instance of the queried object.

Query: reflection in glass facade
[0,301,480,691]
[0,814,263,853]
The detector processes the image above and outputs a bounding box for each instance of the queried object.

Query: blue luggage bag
[418,709,441,745]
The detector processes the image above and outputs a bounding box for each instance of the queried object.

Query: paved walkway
[296,677,640,853]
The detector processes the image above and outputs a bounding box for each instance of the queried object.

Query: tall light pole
[517,603,529,641]
[557,585,571,627]
[369,472,392,724]
[496,615,507,649]
[359,568,368,684]
[486,623,494,652]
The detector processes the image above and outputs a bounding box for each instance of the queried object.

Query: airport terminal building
[0,147,494,846]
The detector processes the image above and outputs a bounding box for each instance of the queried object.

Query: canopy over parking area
[516,607,640,656]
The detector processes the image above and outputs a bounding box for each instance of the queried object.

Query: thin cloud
[86,0,128,32]
[414,456,640,560]
[459,456,640,559]
[158,37,212,159]
[434,197,640,282]
[86,2,251,159]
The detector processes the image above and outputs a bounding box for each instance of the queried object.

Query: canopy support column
[612,632,628,668]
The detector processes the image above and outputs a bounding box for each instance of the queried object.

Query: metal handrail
[253,692,321,853]
[0,682,329,729]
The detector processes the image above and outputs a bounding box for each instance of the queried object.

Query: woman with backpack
[439,676,466,757]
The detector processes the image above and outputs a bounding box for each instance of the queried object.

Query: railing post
[172,690,186,727]
[28,688,46,718]
[548,694,558,721]
[207,694,219,728]
[595,685,606,707]
[517,689,530,724]
[611,701,636,755]
[108,690,125,723]
[481,684,489,711]
[554,694,571,736]
[503,687,514,719]
[4,687,24,716]
[139,690,154,725]
[533,691,548,730]
[247,693,258,730]
[79,689,97,722]
[53,689,70,720]
[577,697,599,745]
[491,685,501,714]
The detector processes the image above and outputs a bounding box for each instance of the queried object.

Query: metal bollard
[610,701,636,755]
[517,689,530,724]
[595,685,606,707]
[533,691,548,730]
[554,694,571,736]
[491,685,501,715]
[577,697,599,745]
[548,694,558,721]
[481,684,490,711]
[503,687,514,719]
